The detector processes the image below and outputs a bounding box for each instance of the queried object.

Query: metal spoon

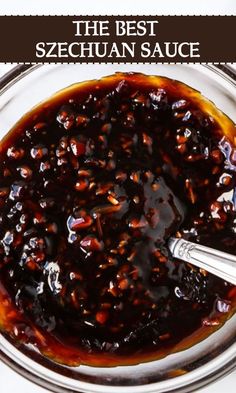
[168,237,236,286]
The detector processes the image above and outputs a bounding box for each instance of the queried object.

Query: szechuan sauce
[0,73,236,367]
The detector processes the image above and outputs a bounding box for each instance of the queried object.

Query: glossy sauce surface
[0,73,236,366]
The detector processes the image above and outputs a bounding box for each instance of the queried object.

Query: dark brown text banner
[0,16,235,63]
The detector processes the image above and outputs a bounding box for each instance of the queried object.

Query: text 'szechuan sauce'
[0,73,235,367]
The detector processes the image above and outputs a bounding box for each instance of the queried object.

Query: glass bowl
[0,64,235,393]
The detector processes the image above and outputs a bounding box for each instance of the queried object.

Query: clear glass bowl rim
[0,63,235,393]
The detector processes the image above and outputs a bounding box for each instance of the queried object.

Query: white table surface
[0,0,235,386]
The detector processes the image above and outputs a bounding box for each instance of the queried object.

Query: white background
[0,0,235,15]
[0,1,235,392]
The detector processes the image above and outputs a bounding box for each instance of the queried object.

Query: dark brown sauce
[0,72,236,367]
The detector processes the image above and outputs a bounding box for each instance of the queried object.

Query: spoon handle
[168,237,236,286]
